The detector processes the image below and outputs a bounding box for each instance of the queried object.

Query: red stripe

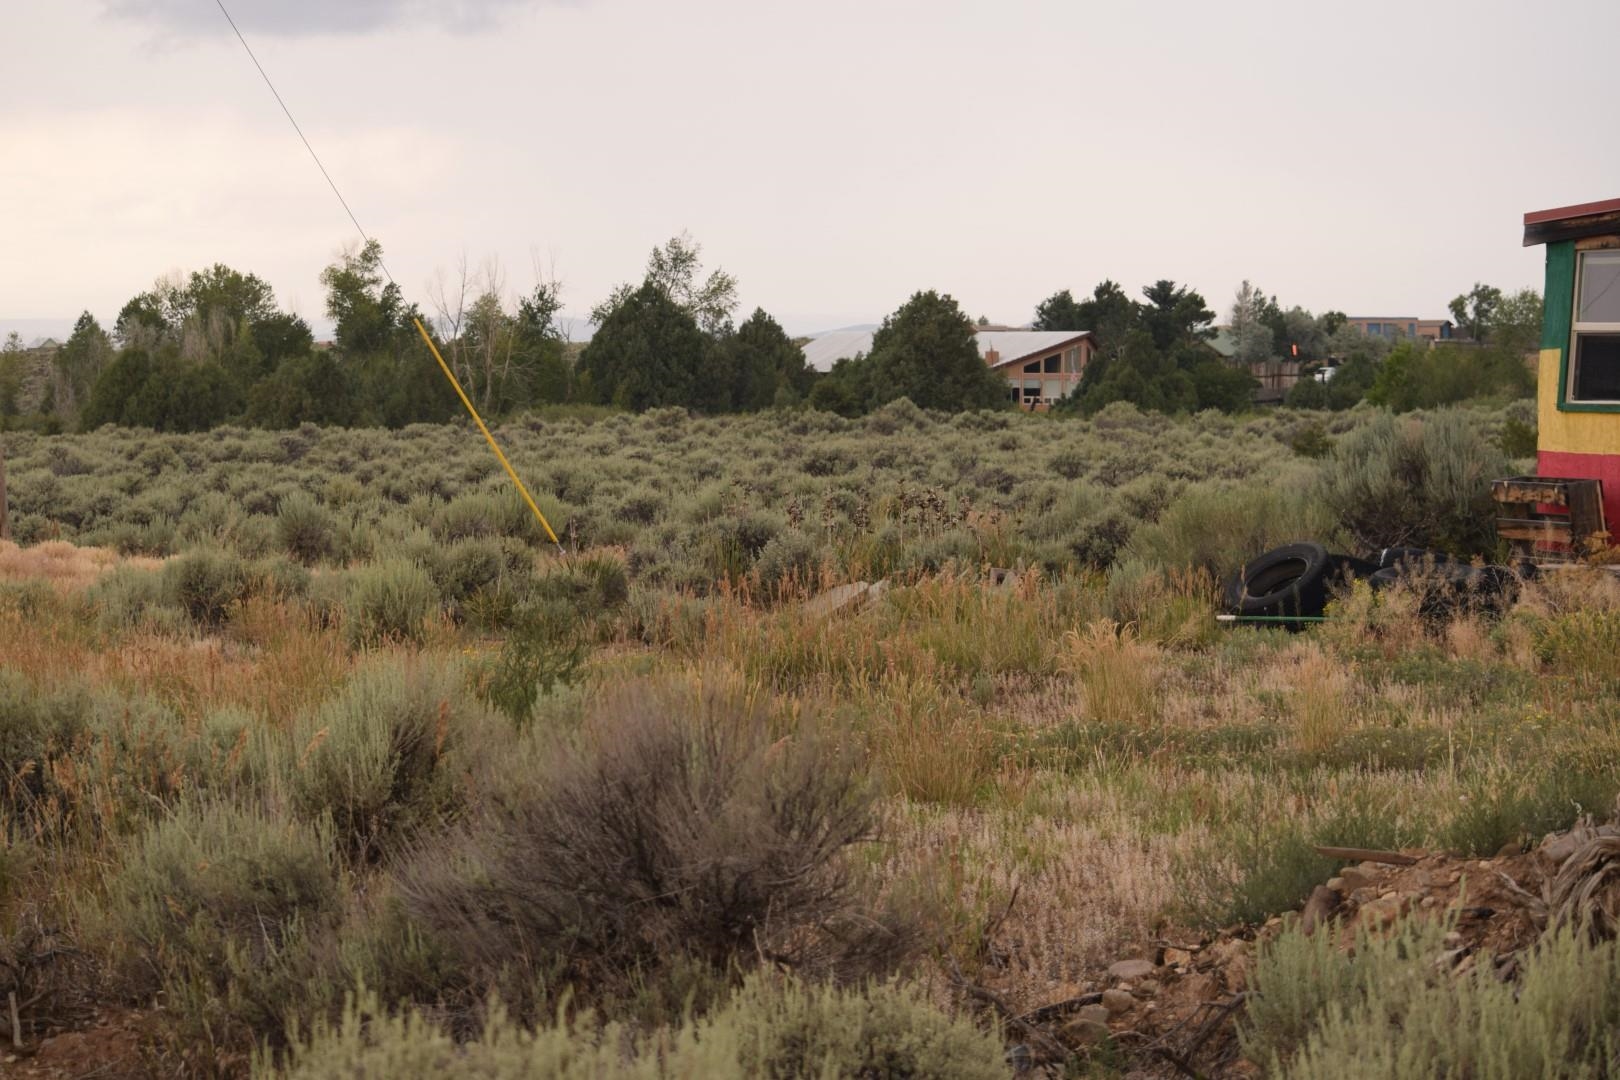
[1536,451,1620,543]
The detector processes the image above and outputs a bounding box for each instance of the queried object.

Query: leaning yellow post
[411,317,564,551]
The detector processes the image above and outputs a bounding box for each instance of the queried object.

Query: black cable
[212,0,396,286]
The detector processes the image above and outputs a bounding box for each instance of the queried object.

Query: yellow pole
[412,316,564,551]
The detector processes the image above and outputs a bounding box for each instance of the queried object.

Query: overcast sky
[5,0,1618,341]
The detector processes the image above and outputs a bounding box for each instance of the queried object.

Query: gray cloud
[103,0,560,36]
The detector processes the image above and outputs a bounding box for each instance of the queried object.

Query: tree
[576,282,716,411]
[863,291,1009,412]
[1487,287,1543,357]
[1139,280,1215,352]
[1449,283,1504,342]
[52,312,113,421]
[322,240,405,356]
[592,233,738,335]
[1230,281,1277,364]
[244,352,357,428]
[722,308,812,410]
[1033,289,1087,332]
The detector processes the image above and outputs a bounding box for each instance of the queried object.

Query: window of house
[1042,379,1061,400]
[1570,250,1620,403]
[1063,348,1079,373]
[1043,355,1060,373]
[1023,361,1041,374]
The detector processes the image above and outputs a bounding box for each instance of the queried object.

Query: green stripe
[1544,240,1574,354]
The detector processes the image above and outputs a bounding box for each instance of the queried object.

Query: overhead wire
[211,0,564,551]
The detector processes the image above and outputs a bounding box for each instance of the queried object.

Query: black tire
[1330,554,1380,584]
[1377,546,1454,571]
[1223,542,1334,622]
[1371,561,1520,618]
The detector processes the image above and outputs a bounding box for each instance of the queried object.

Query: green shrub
[754,529,820,598]
[1245,919,1620,1079]
[346,561,438,647]
[0,670,92,818]
[287,658,480,862]
[1315,409,1507,556]
[162,547,252,627]
[475,597,584,726]
[102,801,339,1055]
[271,973,1004,1080]
[277,491,338,565]
[86,566,179,633]
[1125,473,1333,581]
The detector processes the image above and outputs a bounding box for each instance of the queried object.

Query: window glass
[1043,379,1061,399]
[1023,361,1040,374]
[1572,334,1620,401]
[1579,251,1620,324]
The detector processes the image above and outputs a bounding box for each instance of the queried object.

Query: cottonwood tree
[1229,280,1277,364]
[592,233,738,334]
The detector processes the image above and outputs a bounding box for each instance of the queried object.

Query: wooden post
[0,434,9,542]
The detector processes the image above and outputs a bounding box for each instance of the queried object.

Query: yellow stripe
[412,317,563,550]
[1538,347,1620,457]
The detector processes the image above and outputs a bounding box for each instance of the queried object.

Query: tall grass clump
[1125,471,1332,581]
[1065,619,1159,727]
[1316,409,1507,556]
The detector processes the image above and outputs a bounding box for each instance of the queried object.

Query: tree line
[0,236,1543,434]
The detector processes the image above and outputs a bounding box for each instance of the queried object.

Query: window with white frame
[1571,250,1620,403]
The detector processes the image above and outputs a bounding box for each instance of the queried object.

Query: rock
[1064,1018,1111,1045]
[1077,1004,1111,1026]
[803,582,871,620]
[989,567,1020,589]
[867,579,891,603]
[1101,989,1135,1014]
[1163,947,1193,966]
[1338,865,1378,888]
[1107,958,1157,981]
[1360,895,1406,928]
[1301,885,1338,937]
[1326,876,1346,892]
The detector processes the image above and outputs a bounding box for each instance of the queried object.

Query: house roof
[800,330,876,372]
[977,331,1091,369]
[800,329,1092,373]
[1524,196,1620,247]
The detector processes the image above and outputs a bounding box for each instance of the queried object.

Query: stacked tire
[1223,543,1529,629]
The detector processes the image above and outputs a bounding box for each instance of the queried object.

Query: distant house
[1205,326,1302,404]
[980,331,1095,410]
[1344,317,1455,345]
[799,328,1097,411]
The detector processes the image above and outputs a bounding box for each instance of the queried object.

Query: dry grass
[0,539,163,589]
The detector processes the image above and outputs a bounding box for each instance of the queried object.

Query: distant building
[800,329,1097,411]
[1343,317,1455,345]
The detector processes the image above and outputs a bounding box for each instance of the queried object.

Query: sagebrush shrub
[161,547,252,626]
[271,973,1004,1080]
[1316,408,1507,556]
[288,658,480,862]
[394,681,904,1014]
[102,801,339,1054]
[346,560,437,646]
[277,491,338,565]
